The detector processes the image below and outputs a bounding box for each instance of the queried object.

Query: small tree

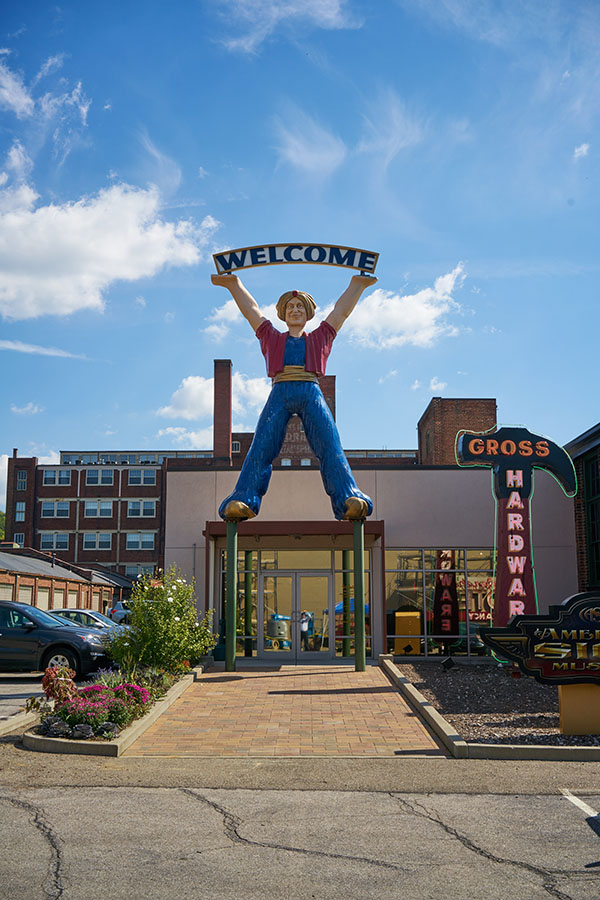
[108,568,217,672]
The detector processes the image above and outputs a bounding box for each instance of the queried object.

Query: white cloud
[274,106,347,177]
[157,371,270,422]
[217,0,361,53]
[0,454,8,510]
[429,377,447,392]
[156,425,214,449]
[573,142,590,159]
[411,379,422,390]
[344,263,466,349]
[0,340,87,359]
[36,450,60,465]
[378,370,398,384]
[0,59,34,118]
[10,402,44,415]
[164,312,175,324]
[134,295,147,308]
[358,89,424,167]
[0,184,220,320]
[198,166,209,179]
[4,140,33,180]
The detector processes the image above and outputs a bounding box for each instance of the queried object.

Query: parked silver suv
[108,600,130,624]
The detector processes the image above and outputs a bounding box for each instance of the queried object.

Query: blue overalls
[218,336,373,521]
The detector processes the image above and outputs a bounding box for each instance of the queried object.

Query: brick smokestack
[213,359,232,462]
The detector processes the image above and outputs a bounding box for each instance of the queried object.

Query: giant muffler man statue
[211,270,377,522]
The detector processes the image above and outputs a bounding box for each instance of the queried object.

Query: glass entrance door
[259,572,333,661]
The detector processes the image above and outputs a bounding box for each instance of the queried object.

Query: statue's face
[285,298,307,328]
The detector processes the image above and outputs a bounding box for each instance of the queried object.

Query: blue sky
[1,0,598,506]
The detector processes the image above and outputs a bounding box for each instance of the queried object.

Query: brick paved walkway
[124,665,446,758]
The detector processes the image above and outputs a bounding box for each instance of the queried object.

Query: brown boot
[223,500,256,521]
[343,497,368,520]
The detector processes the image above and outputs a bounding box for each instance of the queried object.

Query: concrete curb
[380,655,468,758]
[379,656,600,761]
[0,709,39,737]
[22,667,202,758]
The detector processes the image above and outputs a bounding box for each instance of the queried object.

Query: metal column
[353,520,366,672]
[225,521,238,672]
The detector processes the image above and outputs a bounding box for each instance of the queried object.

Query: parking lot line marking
[561,788,599,818]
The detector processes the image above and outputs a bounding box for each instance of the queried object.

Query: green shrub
[108,567,217,672]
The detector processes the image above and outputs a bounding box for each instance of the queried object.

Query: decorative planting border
[22,667,202,758]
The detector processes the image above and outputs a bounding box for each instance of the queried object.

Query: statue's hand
[351,273,378,288]
[211,273,240,287]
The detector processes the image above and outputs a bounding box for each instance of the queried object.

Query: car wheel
[43,647,81,678]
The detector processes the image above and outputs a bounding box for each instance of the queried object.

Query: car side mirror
[23,621,36,630]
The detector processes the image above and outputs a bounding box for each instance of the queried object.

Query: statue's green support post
[226,521,238,672]
[244,550,253,657]
[342,549,352,658]
[353,520,366,672]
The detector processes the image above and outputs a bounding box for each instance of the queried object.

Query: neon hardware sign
[456,426,577,628]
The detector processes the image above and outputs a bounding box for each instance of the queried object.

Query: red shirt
[256,319,336,378]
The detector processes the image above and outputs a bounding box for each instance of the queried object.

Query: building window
[125,564,155,578]
[128,469,156,486]
[232,441,241,453]
[15,501,25,521]
[16,471,27,491]
[13,533,24,547]
[126,533,155,550]
[83,533,112,550]
[41,501,70,518]
[87,468,114,485]
[40,533,69,551]
[281,458,292,467]
[84,500,113,517]
[43,470,70,486]
[300,458,311,467]
[127,500,156,517]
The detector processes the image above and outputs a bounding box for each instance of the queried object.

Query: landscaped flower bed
[29,665,178,741]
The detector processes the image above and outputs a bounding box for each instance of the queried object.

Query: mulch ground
[397,661,600,746]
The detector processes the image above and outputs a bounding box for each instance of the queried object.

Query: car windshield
[92,611,118,626]
[23,607,70,628]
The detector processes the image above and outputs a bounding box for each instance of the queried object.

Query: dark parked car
[0,600,110,678]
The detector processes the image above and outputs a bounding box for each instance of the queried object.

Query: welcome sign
[213,243,379,275]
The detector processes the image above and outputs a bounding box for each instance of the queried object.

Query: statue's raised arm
[325,274,377,333]
[211,273,266,333]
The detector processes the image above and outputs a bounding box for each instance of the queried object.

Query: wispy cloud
[274,105,347,177]
[0,184,219,320]
[216,0,361,54]
[345,264,466,349]
[358,88,424,168]
[0,340,87,359]
[139,129,182,197]
[0,59,34,118]
[10,402,44,415]
[573,142,590,159]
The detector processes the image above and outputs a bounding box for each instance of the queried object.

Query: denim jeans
[218,381,373,521]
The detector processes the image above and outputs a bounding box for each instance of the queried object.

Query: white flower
[174,616,180,622]
[137,574,142,579]
[167,597,173,602]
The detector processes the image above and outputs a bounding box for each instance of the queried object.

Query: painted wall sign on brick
[213,243,379,275]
